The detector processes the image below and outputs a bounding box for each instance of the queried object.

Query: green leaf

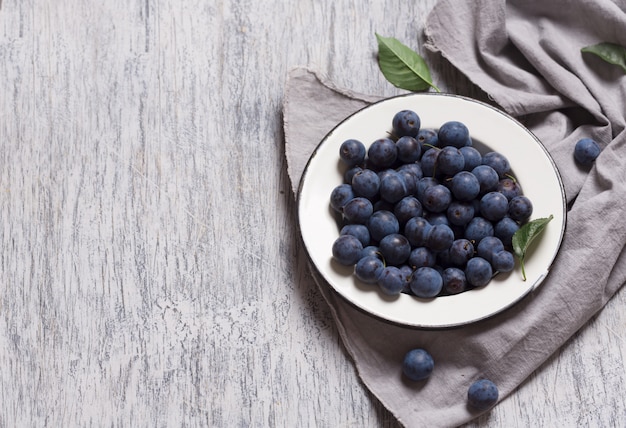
[375,33,440,92]
[581,42,626,73]
[512,215,554,281]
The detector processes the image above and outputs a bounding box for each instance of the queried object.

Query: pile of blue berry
[330,109,534,298]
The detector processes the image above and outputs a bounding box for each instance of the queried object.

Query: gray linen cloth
[283,1,626,426]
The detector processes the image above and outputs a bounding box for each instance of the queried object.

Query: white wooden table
[1,1,625,426]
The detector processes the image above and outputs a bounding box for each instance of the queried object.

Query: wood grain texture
[0,1,625,427]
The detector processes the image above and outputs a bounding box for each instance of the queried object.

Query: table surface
[2,1,625,427]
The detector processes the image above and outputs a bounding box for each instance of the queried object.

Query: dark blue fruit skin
[482,151,511,178]
[417,128,439,149]
[339,139,366,167]
[472,165,499,195]
[448,239,475,266]
[392,110,421,138]
[351,169,380,198]
[460,146,482,171]
[394,196,423,227]
[379,233,411,266]
[497,178,522,200]
[450,171,480,202]
[332,234,364,266]
[476,236,505,264]
[437,146,465,176]
[508,195,533,222]
[416,177,439,201]
[367,210,400,242]
[377,266,406,295]
[574,138,601,165]
[464,217,494,245]
[494,217,519,248]
[330,184,355,212]
[342,197,373,224]
[380,172,408,203]
[438,121,471,148]
[404,217,433,247]
[340,224,371,247]
[368,138,398,168]
[420,148,440,177]
[442,267,468,294]
[344,166,362,185]
[410,267,444,298]
[427,224,455,252]
[402,348,434,381]
[492,250,515,273]
[467,379,499,410]
[480,191,509,222]
[447,201,475,226]
[396,136,422,163]
[408,246,437,269]
[422,184,452,213]
[465,257,493,287]
[354,255,384,284]
[360,245,380,259]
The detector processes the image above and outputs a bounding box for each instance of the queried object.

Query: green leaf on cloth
[375,33,440,92]
[581,42,626,73]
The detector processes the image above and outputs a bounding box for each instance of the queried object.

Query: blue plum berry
[410,267,444,298]
[438,121,471,148]
[367,210,399,242]
[465,257,493,287]
[351,169,380,198]
[354,255,384,284]
[416,177,439,201]
[574,138,601,165]
[392,110,421,138]
[394,196,423,226]
[494,217,519,248]
[468,379,499,410]
[340,224,370,247]
[472,165,499,194]
[343,197,373,224]
[378,266,406,295]
[344,166,362,184]
[332,235,363,266]
[422,184,452,213]
[420,148,440,177]
[427,224,455,252]
[408,246,436,269]
[476,236,504,264]
[360,245,380,259]
[482,151,511,178]
[437,146,465,176]
[379,233,411,266]
[448,239,475,266]
[508,195,533,222]
[450,171,480,201]
[492,250,515,273]
[417,128,439,149]
[368,138,398,168]
[447,201,475,226]
[480,191,509,222]
[402,348,434,381]
[404,217,433,247]
[464,217,494,245]
[339,139,366,167]
[460,146,482,171]
[497,177,522,200]
[380,171,408,203]
[330,184,354,212]
[442,267,468,294]
[396,136,421,163]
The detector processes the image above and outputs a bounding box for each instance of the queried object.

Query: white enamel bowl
[297,93,566,328]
